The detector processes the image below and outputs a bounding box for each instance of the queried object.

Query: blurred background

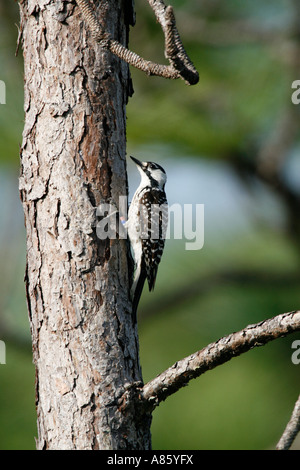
[0,0,300,450]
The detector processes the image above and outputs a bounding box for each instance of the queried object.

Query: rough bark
[75,0,199,84]
[276,393,300,450]
[142,311,300,409]
[19,0,151,450]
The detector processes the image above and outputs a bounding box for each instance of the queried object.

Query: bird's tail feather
[131,269,147,323]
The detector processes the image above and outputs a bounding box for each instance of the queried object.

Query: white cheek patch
[152,169,167,188]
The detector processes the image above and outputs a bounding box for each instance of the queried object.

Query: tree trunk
[19,0,151,450]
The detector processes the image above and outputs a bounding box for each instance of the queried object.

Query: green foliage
[0,2,24,165]
[127,0,294,158]
[0,343,36,450]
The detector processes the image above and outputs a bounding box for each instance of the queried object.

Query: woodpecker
[127,156,168,322]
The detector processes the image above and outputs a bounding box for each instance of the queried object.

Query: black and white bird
[127,156,168,322]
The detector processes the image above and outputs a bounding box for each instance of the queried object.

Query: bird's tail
[131,268,147,324]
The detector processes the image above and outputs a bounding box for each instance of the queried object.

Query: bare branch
[75,0,199,85]
[142,311,300,409]
[276,394,300,450]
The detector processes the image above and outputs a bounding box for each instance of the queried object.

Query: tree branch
[75,0,199,85]
[276,394,300,450]
[142,311,300,409]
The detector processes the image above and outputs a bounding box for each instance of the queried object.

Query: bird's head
[130,156,167,190]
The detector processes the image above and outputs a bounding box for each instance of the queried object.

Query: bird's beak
[130,156,145,169]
